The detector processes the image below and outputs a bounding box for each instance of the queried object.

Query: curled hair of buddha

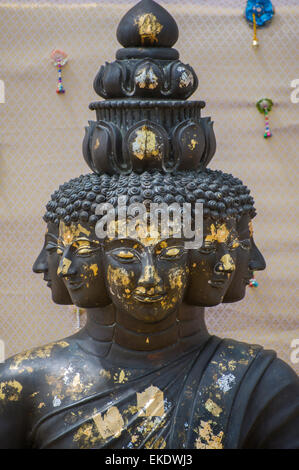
[43,169,256,227]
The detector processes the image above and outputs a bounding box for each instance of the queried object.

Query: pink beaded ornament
[256,98,273,138]
[50,49,68,94]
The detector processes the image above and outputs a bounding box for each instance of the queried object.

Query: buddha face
[32,222,72,305]
[56,221,110,308]
[223,215,266,303]
[186,217,238,306]
[102,231,189,323]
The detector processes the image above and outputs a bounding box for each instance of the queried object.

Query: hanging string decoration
[245,0,275,48]
[256,98,273,139]
[50,49,68,94]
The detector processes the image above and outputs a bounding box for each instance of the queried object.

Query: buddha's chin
[51,294,71,305]
[72,299,111,309]
[222,291,246,304]
[122,301,180,323]
[186,293,225,307]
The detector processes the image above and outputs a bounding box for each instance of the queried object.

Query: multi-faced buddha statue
[0,0,298,450]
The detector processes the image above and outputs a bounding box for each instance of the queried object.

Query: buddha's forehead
[58,221,94,244]
[204,217,237,242]
[105,237,184,251]
[106,217,184,247]
[237,213,251,238]
[46,222,59,237]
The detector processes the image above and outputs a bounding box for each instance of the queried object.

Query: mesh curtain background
[0,0,298,372]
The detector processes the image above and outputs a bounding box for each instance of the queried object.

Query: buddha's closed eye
[45,242,58,254]
[159,247,186,260]
[198,242,216,254]
[239,239,251,250]
[56,239,100,257]
[75,245,99,256]
[111,249,139,263]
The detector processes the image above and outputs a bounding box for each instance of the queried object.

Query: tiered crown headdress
[83,0,216,176]
[44,0,256,228]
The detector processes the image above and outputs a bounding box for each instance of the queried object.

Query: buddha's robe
[0,335,298,449]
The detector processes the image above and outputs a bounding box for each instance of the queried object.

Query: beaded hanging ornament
[245,0,275,48]
[50,49,68,94]
[256,98,273,138]
[249,274,259,288]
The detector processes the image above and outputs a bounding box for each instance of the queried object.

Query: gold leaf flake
[93,406,124,439]
[195,420,224,449]
[137,385,165,417]
[204,399,223,417]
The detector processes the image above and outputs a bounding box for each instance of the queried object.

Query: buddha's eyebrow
[58,237,100,246]
[238,230,249,238]
[74,237,99,243]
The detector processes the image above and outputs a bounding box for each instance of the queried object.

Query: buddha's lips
[133,293,166,303]
[43,275,52,288]
[65,280,85,291]
[244,271,254,285]
[208,279,226,288]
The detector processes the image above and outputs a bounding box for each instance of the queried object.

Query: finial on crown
[93,0,198,100]
[117,0,178,48]
[84,0,217,175]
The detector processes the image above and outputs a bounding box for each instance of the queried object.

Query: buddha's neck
[78,303,209,368]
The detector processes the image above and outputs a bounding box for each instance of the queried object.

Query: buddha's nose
[138,254,163,291]
[33,248,48,274]
[57,249,77,278]
[249,239,266,271]
[215,253,235,274]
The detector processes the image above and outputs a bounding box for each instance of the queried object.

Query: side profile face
[32,222,72,305]
[56,221,110,308]
[248,221,266,273]
[102,227,189,323]
[186,217,238,306]
[223,215,266,303]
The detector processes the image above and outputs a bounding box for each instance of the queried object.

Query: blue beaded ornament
[245,0,275,47]
[246,0,274,26]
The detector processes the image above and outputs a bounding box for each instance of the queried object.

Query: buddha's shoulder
[210,336,298,385]
[214,336,272,362]
[0,337,79,385]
